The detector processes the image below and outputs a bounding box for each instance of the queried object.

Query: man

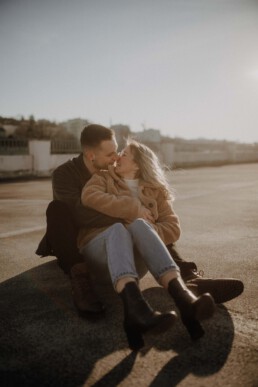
[36,124,243,317]
[37,124,120,315]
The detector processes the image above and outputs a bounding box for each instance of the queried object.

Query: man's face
[92,138,118,170]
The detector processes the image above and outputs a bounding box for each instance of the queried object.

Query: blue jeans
[80,219,179,288]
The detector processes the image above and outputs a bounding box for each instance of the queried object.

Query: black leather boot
[120,282,177,350]
[186,278,244,304]
[70,263,105,316]
[168,277,215,340]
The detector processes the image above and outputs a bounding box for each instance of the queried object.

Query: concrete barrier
[0,155,32,172]
[0,140,78,178]
[0,139,257,178]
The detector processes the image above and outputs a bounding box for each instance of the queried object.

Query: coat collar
[75,153,92,180]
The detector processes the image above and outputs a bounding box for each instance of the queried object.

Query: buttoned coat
[78,166,181,249]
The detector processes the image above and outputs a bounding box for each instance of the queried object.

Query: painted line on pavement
[0,225,46,239]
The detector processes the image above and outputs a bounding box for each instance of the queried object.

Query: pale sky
[1,0,258,143]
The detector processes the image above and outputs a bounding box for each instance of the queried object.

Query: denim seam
[156,265,180,279]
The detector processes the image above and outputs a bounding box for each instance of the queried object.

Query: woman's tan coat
[78,166,181,248]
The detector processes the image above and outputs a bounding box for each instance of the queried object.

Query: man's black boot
[167,244,244,304]
[70,263,105,316]
[186,277,244,304]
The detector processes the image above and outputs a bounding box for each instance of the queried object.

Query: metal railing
[51,139,81,154]
[0,138,29,155]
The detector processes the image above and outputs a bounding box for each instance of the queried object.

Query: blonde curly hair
[127,139,174,200]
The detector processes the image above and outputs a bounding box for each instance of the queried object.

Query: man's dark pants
[36,201,83,274]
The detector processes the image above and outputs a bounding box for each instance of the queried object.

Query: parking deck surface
[0,163,257,387]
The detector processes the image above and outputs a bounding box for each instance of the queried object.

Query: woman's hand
[139,206,155,223]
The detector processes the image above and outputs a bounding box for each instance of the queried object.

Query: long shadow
[142,287,234,386]
[91,351,138,387]
[0,260,133,387]
[0,261,234,387]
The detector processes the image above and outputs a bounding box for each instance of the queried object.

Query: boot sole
[146,312,178,336]
[208,279,244,304]
[124,312,177,351]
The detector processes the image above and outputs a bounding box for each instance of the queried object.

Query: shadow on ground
[0,261,234,387]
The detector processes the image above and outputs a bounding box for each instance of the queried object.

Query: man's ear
[84,149,95,162]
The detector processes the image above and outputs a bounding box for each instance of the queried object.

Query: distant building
[2,125,18,138]
[0,127,6,137]
[134,128,161,143]
[61,118,89,140]
[161,138,175,167]
[132,128,164,161]
[111,124,130,150]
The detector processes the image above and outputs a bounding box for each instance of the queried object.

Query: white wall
[161,142,175,165]
[0,139,257,177]
[49,153,79,171]
[156,142,257,168]
[0,140,79,176]
[29,140,51,174]
[0,155,32,172]
[174,151,229,165]
[1,144,80,176]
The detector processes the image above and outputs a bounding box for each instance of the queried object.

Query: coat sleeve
[152,192,181,245]
[81,174,143,221]
[52,164,122,228]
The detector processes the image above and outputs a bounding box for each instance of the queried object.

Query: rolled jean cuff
[113,272,139,290]
[155,266,180,281]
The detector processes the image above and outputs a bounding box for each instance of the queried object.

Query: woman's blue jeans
[80,218,179,288]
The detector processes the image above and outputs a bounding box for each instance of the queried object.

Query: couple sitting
[37,124,243,350]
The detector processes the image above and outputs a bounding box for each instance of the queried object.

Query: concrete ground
[0,163,257,387]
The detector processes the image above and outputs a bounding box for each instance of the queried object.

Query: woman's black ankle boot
[120,282,177,350]
[168,277,215,340]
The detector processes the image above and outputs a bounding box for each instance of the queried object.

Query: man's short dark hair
[80,124,114,147]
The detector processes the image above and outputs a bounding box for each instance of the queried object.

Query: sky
[1,0,258,143]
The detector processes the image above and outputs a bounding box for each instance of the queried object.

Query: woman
[78,140,215,350]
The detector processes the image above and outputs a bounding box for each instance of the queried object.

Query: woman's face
[115,145,139,178]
